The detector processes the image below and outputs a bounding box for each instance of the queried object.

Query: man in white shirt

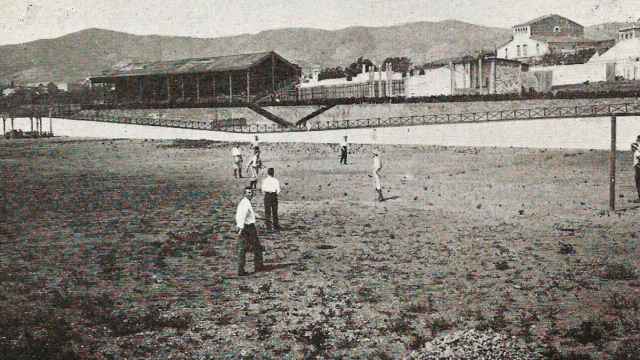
[339,136,348,165]
[231,146,243,178]
[632,135,640,203]
[246,148,262,189]
[373,149,383,201]
[261,167,281,231]
[235,187,264,276]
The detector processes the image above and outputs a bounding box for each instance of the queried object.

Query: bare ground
[1,137,639,359]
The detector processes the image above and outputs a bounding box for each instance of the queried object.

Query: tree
[382,57,412,73]
[345,57,375,77]
[318,66,347,81]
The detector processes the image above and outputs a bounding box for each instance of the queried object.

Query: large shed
[90,51,301,105]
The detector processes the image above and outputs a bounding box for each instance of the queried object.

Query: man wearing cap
[235,186,264,276]
[632,135,640,203]
[373,149,383,201]
[339,136,348,165]
[231,145,243,178]
[261,167,281,231]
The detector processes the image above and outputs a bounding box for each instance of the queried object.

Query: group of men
[233,136,282,276]
[233,136,385,276]
[338,136,384,201]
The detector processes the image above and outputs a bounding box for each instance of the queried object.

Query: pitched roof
[513,14,581,28]
[92,51,299,80]
[589,37,640,63]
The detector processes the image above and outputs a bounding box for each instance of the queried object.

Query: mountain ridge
[0,20,624,84]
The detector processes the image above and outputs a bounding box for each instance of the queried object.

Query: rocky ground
[1,137,639,359]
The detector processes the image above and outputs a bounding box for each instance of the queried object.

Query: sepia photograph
[2,0,640,358]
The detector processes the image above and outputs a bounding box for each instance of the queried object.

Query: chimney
[362,64,366,74]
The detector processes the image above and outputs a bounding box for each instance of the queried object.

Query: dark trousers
[237,224,263,272]
[340,146,347,164]
[635,166,640,199]
[264,192,279,229]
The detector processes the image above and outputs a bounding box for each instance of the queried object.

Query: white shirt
[341,140,348,148]
[251,139,260,149]
[231,147,241,156]
[373,156,381,171]
[261,176,281,194]
[235,197,256,229]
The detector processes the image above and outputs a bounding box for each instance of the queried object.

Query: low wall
[530,63,608,86]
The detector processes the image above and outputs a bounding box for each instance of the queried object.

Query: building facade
[618,24,640,41]
[498,14,614,63]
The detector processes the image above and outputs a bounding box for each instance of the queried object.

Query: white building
[497,14,614,63]
[589,27,640,80]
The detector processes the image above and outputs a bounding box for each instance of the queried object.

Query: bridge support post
[610,116,616,211]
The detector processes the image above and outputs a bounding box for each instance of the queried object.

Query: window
[517,45,521,57]
[523,44,528,57]
[536,43,540,54]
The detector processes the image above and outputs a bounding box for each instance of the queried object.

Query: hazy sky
[1,0,638,46]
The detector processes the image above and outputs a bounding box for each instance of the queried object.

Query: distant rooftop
[513,14,580,28]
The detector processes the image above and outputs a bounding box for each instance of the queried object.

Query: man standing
[246,148,262,189]
[251,135,260,152]
[340,136,348,165]
[235,186,264,276]
[373,149,383,201]
[632,135,640,203]
[261,167,281,231]
[231,145,243,178]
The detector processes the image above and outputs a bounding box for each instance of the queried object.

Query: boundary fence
[54,101,640,134]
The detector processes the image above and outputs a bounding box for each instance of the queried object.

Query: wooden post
[246,71,250,102]
[49,109,53,136]
[610,116,617,211]
[196,74,200,103]
[167,76,171,102]
[11,117,14,131]
[212,75,216,101]
[180,76,185,100]
[478,56,483,91]
[271,53,276,93]
[229,72,233,102]
[449,61,455,95]
[30,117,33,132]
[2,116,5,136]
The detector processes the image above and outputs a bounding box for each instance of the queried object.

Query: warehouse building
[90,51,301,106]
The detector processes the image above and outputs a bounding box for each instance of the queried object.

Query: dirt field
[1,137,639,359]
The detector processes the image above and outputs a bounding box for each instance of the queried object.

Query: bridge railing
[53,101,640,134]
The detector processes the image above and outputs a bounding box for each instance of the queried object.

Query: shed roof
[91,51,299,80]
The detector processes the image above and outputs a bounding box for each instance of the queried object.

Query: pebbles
[409,329,541,359]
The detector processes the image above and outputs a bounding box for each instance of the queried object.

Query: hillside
[0,19,624,85]
[0,21,512,84]
[585,22,634,40]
